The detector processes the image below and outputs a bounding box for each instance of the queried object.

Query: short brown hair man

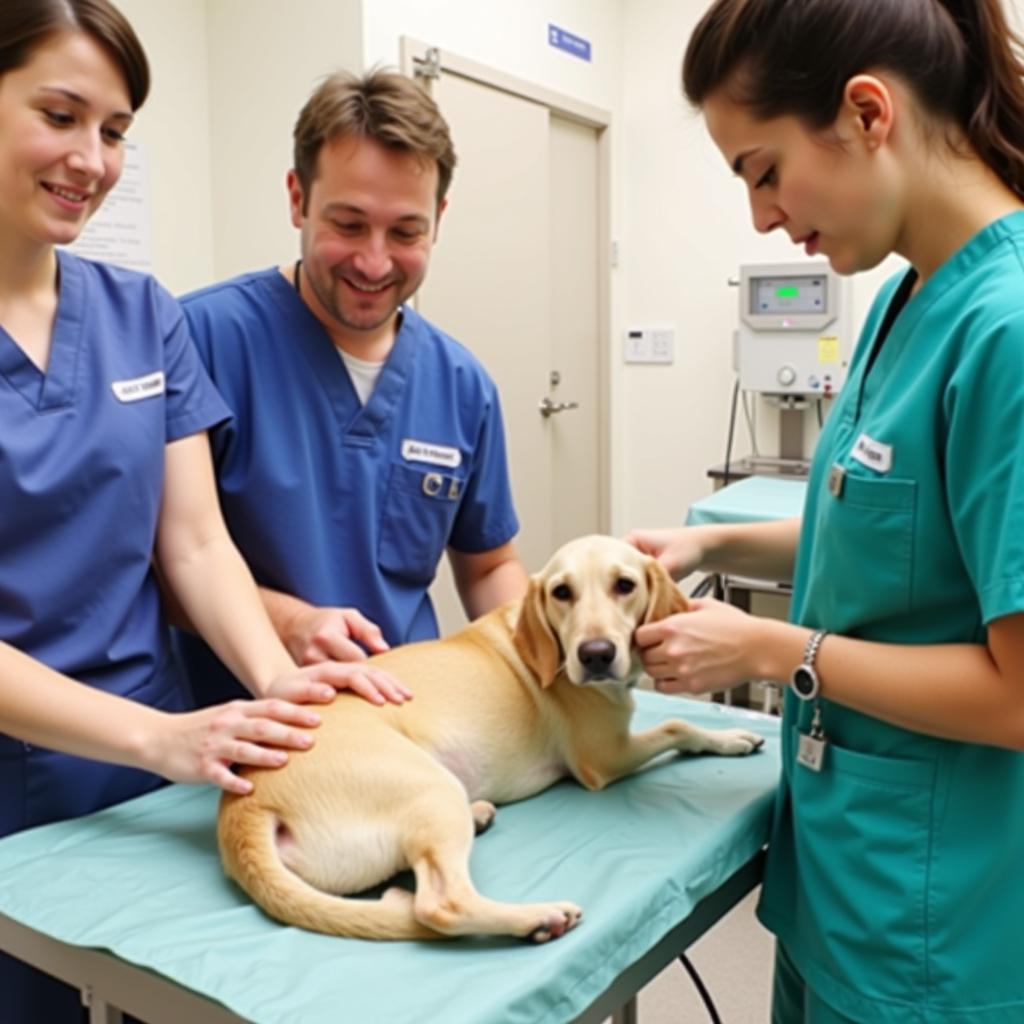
[175,69,527,706]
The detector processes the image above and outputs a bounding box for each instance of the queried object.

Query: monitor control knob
[777,365,797,387]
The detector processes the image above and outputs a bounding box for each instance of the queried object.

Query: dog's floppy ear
[643,557,689,624]
[512,576,561,688]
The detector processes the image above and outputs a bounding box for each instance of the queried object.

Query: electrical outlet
[649,328,674,363]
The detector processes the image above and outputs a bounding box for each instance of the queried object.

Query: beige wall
[362,0,629,530]
[363,0,623,110]
[618,0,905,536]
[115,0,214,294]
[615,0,1023,535]
[114,0,1024,537]
[358,0,911,535]
[204,0,363,281]
[115,0,362,292]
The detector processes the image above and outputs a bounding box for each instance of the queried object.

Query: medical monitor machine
[727,262,853,473]
[735,262,851,397]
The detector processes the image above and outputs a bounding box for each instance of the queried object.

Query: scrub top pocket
[787,727,937,1005]
[811,475,916,630]
[378,461,463,584]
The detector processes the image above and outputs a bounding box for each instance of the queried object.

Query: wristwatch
[792,629,829,701]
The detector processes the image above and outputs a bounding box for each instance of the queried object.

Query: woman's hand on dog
[264,661,413,707]
[624,527,704,581]
[141,698,324,794]
[145,662,412,794]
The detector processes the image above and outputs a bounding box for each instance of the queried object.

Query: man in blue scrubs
[177,70,527,704]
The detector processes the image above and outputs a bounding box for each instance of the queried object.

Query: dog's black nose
[578,639,616,677]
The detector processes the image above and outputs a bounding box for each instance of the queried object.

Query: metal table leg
[611,995,638,1024]
[83,985,124,1024]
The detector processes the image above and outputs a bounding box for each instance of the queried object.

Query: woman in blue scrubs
[630,1,1024,1021]
[0,2,408,1020]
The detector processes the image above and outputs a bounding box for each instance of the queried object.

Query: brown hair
[682,0,1024,199]
[292,68,456,211]
[0,0,149,110]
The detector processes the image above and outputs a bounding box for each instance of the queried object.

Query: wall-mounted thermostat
[623,327,675,364]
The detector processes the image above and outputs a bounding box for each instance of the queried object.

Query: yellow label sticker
[818,336,840,364]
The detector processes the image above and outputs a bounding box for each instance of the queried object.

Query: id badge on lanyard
[797,703,827,772]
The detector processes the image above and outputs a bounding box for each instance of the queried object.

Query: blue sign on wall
[548,24,592,62]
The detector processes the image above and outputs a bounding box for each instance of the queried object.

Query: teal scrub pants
[773,944,861,1024]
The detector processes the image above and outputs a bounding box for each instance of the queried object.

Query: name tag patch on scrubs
[111,371,166,403]
[401,439,462,469]
[850,433,893,474]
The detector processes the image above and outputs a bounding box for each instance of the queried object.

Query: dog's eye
[551,583,573,602]
[614,577,636,596]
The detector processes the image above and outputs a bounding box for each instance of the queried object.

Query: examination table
[0,692,780,1024]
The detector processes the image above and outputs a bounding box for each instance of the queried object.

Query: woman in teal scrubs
[0,2,407,1020]
[629,1,1024,1021]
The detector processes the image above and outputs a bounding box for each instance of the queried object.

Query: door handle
[539,396,580,418]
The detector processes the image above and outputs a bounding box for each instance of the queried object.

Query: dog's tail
[217,793,441,941]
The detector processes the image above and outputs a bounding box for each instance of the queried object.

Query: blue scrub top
[175,268,519,705]
[758,212,1024,1022]
[0,251,230,836]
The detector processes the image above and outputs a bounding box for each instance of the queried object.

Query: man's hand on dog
[283,605,391,666]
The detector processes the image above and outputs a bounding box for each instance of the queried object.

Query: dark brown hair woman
[0,4,408,1021]
[628,3,1024,1020]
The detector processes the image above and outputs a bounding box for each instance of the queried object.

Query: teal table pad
[686,476,807,526]
[0,693,780,1024]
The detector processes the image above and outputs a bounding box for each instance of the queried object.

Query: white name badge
[111,371,166,403]
[850,433,893,474]
[401,439,462,469]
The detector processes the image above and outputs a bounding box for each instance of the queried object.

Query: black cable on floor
[679,952,723,1024]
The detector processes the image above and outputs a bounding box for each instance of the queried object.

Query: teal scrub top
[757,211,1024,1023]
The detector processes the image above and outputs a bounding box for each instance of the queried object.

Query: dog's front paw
[709,728,765,756]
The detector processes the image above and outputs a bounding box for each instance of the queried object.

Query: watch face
[793,665,817,699]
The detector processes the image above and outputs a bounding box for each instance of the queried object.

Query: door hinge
[413,47,442,81]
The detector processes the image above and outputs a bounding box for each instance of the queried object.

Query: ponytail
[683,0,1024,199]
[937,0,1024,199]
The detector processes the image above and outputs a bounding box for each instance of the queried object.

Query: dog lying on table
[218,534,764,942]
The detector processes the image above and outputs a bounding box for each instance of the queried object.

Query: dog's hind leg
[403,783,582,942]
[470,800,496,834]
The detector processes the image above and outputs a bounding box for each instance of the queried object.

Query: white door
[404,45,611,632]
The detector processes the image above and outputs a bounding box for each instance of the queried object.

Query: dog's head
[512,534,688,688]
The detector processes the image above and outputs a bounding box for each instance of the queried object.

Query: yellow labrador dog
[218,535,763,942]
